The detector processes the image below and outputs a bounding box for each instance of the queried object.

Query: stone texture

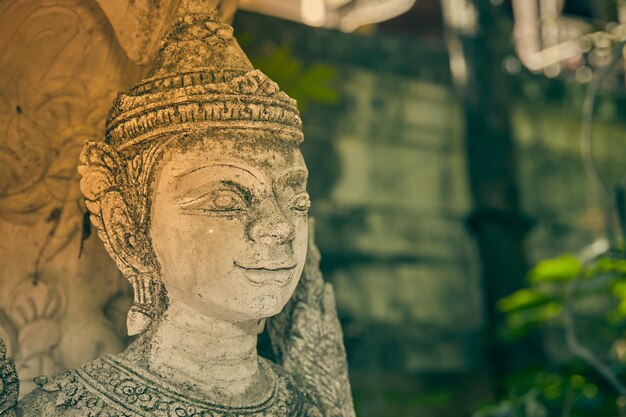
[0,0,149,396]
[1,1,356,415]
[3,3,623,417]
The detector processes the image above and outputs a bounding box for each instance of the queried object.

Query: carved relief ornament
[1,0,356,416]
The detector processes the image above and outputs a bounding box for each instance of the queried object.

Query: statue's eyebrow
[174,163,259,180]
[275,168,308,189]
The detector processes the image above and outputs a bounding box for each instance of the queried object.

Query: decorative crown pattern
[104,1,303,150]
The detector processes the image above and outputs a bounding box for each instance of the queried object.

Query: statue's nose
[247,202,295,245]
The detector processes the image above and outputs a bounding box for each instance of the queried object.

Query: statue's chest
[37,357,320,417]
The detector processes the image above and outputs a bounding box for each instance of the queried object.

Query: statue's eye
[213,192,241,210]
[206,190,247,212]
[180,189,247,214]
[290,193,311,214]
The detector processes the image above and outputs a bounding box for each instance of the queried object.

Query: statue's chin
[252,293,289,318]
[184,291,290,323]
[229,293,289,321]
[201,266,300,321]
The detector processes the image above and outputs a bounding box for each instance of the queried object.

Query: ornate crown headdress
[106,0,303,150]
[79,0,304,335]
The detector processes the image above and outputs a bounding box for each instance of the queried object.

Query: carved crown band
[106,100,303,149]
[128,69,247,95]
[106,69,303,149]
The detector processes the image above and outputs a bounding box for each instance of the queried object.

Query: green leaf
[596,256,626,275]
[529,255,581,283]
[499,288,556,313]
[504,302,562,329]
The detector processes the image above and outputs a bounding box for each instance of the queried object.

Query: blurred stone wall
[235,12,626,416]
[234,12,488,416]
[512,79,626,262]
[234,12,485,375]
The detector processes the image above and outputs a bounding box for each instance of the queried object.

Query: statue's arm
[267,219,356,417]
[0,338,18,416]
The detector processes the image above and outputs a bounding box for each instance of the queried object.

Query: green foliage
[475,246,626,417]
[497,255,581,339]
[528,255,582,284]
[236,37,340,111]
[474,367,618,417]
[251,46,339,110]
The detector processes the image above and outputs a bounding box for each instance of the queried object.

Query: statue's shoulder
[16,358,125,417]
[0,337,111,417]
[264,358,324,417]
[15,376,79,417]
[13,355,324,417]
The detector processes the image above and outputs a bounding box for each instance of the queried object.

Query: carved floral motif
[0,281,66,394]
[33,356,322,417]
[0,75,114,255]
[0,0,146,393]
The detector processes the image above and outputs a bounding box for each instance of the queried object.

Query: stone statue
[0,0,355,415]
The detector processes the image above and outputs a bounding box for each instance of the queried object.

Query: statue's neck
[145,301,264,399]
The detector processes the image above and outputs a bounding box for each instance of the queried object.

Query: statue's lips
[234,261,297,286]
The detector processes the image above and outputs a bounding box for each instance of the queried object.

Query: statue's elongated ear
[97,191,152,275]
[78,141,151,278]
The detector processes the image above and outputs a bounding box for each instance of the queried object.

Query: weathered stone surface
[0,339,18,415]
[1,0,356,415]
[0,0,148,396]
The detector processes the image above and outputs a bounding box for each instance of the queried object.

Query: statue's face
[150,135,309,322]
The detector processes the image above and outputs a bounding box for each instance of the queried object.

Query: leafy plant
[251,45,339,111]
[474,242,626,417]
[236,30,340,110]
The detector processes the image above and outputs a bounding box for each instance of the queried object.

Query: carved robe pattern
[16,355,323,417]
